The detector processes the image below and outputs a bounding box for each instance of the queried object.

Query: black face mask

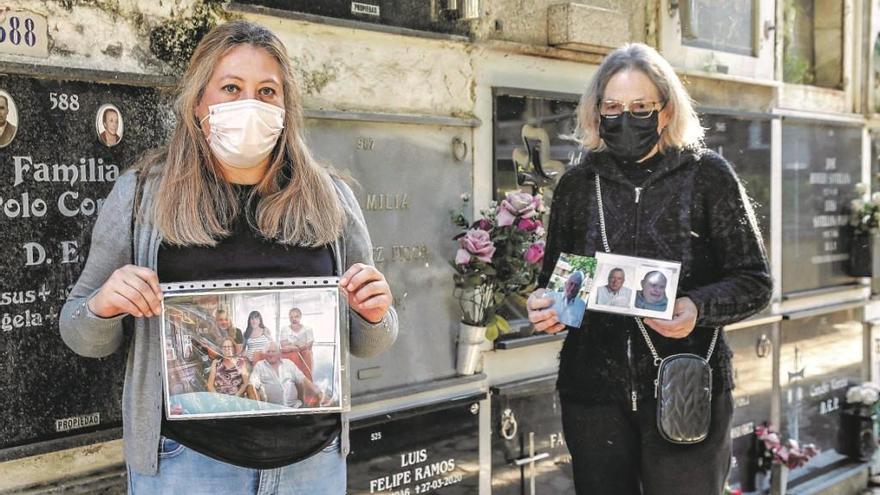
[599,112,661,163]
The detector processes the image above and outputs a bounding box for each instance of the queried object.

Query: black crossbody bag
[595,174,718,444]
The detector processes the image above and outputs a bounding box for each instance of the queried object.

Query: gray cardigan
[59,169,398,475]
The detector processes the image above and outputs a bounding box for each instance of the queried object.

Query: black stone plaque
[781,120,862,295]
[700,112,772,257]
[779,308,863,482]
[236,0,467,35]
[726,323,775,492]
[347,395,482,494]
[0,73,171,456]
[490,377,574,495]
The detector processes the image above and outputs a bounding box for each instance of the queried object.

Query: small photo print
[587,252,680,320]
[547,252,597,328]
[161,279,344,420]
[0,90,19,148]
[96,103,124,147]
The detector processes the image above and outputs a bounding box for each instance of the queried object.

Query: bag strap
[594,174,718,365]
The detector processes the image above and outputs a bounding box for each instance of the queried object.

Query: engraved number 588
[49,93,80,111]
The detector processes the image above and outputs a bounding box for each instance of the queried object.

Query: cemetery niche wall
[0,73,172,459]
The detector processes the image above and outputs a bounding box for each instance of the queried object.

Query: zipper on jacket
[629,186,643,412]
[627,333,638,412]
[633,187,642,256]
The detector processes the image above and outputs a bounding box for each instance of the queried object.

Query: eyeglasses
[599,99,665,119]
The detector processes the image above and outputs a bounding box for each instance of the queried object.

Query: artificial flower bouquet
[755,424,820,471]
[451,191,546,340]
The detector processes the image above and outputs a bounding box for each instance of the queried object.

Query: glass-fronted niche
[492,89,580,329]
[783,0,845,89]
[659,0,775,80]
[781,119,862,295]
[700,112,773,257]
[779,308,864,482]
[872,128,880,193]
[727,322,775,493]
[492,89,580,201]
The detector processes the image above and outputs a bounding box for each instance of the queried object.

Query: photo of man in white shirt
[594,267,633,308]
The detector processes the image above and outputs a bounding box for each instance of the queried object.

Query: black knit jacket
[539,148,772,406]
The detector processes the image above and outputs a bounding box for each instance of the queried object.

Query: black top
[615,152,664,186]
[158,185,340,469]
[539,149,772,406]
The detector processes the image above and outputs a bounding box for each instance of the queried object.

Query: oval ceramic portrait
[0,90,20,149]
[95,103,124,147]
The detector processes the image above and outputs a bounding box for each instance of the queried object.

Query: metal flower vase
[456,322,488,375]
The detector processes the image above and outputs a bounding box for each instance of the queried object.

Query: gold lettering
[390,244,429,262]
[364,193,411,211]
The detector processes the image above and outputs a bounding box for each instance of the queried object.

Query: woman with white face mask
[59,21,398,494]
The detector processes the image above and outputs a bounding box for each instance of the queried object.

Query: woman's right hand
[527,288,565,334]
[88,265,163,318]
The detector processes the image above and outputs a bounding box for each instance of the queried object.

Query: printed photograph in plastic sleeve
[160,278,347,420]
[546,252,597,328]
[586,252,681,320]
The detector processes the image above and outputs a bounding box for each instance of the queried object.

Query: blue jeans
[128,436,346,495]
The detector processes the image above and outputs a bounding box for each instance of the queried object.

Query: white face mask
[200,99,285,169]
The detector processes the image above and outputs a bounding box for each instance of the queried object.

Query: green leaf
[485,321,500,341]
[495,315,511,334]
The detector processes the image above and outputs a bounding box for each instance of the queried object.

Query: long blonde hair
[575,43,704,152]
[149,21,345,247]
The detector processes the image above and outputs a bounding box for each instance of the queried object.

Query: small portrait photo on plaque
[547,252,597,328]
[587,252,681,320]
[0,90,20,148]
[95,103,124,147]
[161,278,346,420]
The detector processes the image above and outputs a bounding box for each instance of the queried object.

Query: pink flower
[497,192,538,226]
[524,241,545,265]
[531,194,545,212]
[457,229,496,264]
[516,218,541,232]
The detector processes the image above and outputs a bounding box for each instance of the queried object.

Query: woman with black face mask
[526,43,771,495]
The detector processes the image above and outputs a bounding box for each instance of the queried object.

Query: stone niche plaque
[491,377,574,494]
[347,395,482,494]
[304,119,472,395]
[0,73,171,456]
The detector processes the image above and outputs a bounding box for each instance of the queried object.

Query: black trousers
[561,391,733,495]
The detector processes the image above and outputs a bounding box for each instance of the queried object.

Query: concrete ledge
[788,462,870,495]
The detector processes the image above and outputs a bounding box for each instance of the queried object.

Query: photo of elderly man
[249,342,329,408]
[594,267,632,308]
[548,270,588,327]
[634,270,669,312]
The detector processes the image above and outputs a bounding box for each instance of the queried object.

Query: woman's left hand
[643,297,698,339]
[340,263,392,324]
